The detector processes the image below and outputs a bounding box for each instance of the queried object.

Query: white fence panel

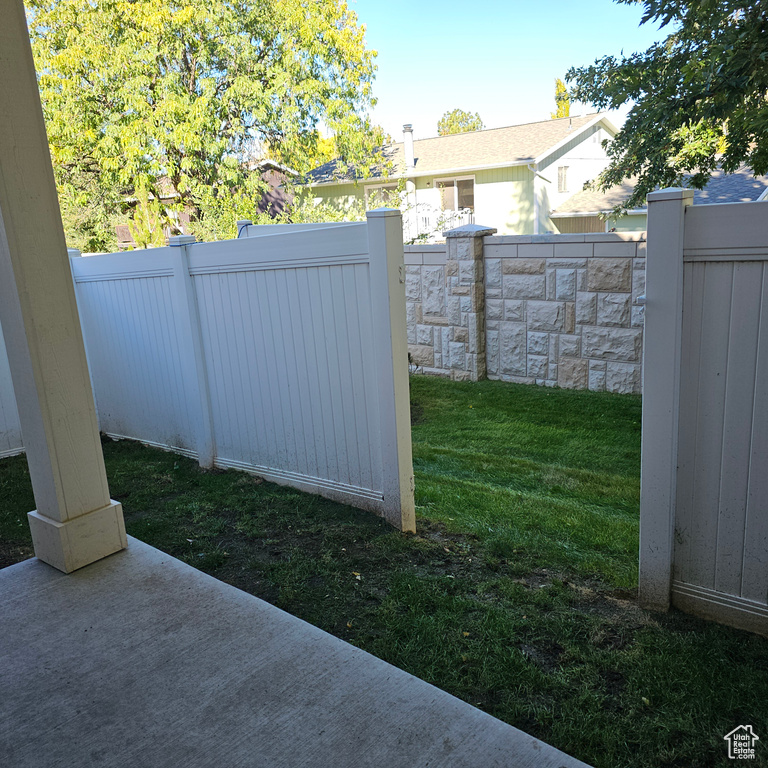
[71,249,198,456]
[63,213,414,531]
[0,328,22,458]
[641,192,768,636]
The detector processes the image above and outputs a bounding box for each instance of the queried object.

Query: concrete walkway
[1,538,589,768]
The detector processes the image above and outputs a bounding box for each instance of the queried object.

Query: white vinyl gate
[641,190,768,635]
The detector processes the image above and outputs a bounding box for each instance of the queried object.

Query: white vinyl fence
[0,329,22,459]
[0,212,415,531]
[641,190,768,635]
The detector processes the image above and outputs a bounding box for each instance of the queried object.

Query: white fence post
[169,235,216,468]
[639,188,693,610]
[366,208,416,532]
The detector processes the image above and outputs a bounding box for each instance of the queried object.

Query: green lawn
[1,376,766,768]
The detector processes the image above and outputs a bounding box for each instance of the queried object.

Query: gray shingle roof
[307,114,608,185]
[552,165,768,215]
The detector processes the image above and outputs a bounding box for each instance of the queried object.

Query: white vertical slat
[674,260,706,584]
[742,265,768,603]
[714,262,763,596]
[685,261,733,589]
[0,327,22,456]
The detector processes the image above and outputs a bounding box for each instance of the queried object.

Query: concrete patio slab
[0,537,589,768]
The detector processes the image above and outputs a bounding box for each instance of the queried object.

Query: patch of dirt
[518,641,565,673]
[0,539,34,570]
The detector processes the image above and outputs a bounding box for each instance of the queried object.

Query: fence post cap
[236,220,253,227]
[67,248,82,258]
[444,223,497,238]
[366,207,401,219]
[647,188,694,203]
[168,235,196,246]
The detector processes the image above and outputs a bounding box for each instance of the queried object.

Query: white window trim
[434,175,475,210]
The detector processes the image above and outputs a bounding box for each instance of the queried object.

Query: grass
[1,376,767,768]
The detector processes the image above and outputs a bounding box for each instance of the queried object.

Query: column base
[28,500,127,573]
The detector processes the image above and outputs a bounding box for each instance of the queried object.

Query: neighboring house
[551,165,768,233]
[304,114,619,240]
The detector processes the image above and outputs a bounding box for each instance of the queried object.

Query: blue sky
[348,0,669,141]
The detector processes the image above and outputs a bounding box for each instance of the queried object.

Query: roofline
[550,208,646,218]
[758,187,768,202]
[534,114,618,165]
[305,160,534,188]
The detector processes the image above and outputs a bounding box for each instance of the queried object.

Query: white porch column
[0,0,126,573]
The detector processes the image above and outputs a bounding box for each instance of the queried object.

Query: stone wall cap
[647,188,695,203]
[444,223,497,238]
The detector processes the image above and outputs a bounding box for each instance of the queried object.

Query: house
[551,164,768,233]
[304,114,619,239]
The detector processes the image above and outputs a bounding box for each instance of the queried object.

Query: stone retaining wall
[404,230,646,394]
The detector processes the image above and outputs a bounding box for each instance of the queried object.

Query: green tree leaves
[28,0,382,248]
[437,109,484,136]
[567,0,768,214]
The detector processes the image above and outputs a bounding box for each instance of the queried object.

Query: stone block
[503,273,546,300]
[451,284,470,296]
[405,271,421,301]
[408,344,434,367]
[487,330,500,375]
[416,324,433,346]
[632,305,645,327]
[422,266,446,316]
[448,341,466,370]
[486,299,503,321]
[454,326,469,343]
[502,258,546,275]
[445,259,459,276]
[575,291,596,325]
[485,258,501,288]
[554,242,592,260]
[557,357,588,389]
[565,302,575,334]
[587,258,632,292]
[519,243,554,259]
[527,331,549,355]
[555,269,576,300]
[605,362,641,394]
[460,296,473,314]
[577,269,587,291]
[588,369,606,391]
[589,360,606,372]
[460,260,482,285]
[499,321,527,376]
[596,292,631,327]
[527,354,548,378]
[452,369,472,382]
[486,287,502,299]
[504,300,525,322]
[527,301,565,332]
[558,334,580,357]
[447,296,461,325]
[594,242,637,259]
[546,268,557,300]
[582,327,643,362]
[548,363,558,381]
[441,327,453,353]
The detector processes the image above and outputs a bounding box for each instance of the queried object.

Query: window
[557,166,569,193]
[364,183,399,208]
[435,177,474,211]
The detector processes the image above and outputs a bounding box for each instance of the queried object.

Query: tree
[567,0,768,215]
[28,0,384,249]
[551,78,570,119]
[437,109,484,136]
